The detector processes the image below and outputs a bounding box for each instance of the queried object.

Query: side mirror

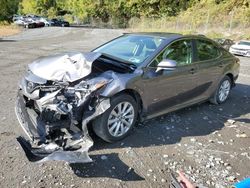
[156,59,177,72]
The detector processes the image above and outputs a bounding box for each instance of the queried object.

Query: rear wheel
[210,75,232,104]
[92,94,138,143]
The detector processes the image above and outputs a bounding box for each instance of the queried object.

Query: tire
[92,94,138,143]
[209,75,232,104]
[28,23,36,29]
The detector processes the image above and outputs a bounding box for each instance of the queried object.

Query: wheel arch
[111,89,144,118]
[225,73,235,87]
[93,89,141,142]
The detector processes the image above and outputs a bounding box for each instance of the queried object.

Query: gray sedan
[15,33,240,162]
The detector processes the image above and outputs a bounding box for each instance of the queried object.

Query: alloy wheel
[218,80,231,102]
[107,102,135,137]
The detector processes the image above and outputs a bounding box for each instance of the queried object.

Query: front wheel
[92,94,138,143]
[210,75,232,104]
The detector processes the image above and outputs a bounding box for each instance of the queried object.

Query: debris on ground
[227,119,236,124]
[101,155,108,160]
[236,133,248,138]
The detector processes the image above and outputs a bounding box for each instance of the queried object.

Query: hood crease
[28,52,102,82]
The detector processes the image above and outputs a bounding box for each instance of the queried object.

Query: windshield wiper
[101,53,136,66]
[99,54,137,72]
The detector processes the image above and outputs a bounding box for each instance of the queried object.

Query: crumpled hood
[28,52,101,82]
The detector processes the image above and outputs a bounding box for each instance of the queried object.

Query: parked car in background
[39,17,52,26]
[229,40,250,57]
[27,15,52,27]
[12,14,23,22]
[13,19,25,26]
[24,20,45,29]
[13,14,50,28]
[214,38,234,50]
[51,18,70,27]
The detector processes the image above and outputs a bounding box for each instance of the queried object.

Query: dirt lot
[0,27,249,188]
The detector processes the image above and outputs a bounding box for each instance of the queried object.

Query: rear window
[196,39,221,61]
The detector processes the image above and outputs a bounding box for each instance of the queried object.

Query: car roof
[124,32,182,38]
[124,32,212,40]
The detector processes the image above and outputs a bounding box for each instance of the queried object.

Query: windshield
[238,41,250,46]
[94,35,164,65]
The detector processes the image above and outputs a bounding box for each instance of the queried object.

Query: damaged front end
[15,52,113,163]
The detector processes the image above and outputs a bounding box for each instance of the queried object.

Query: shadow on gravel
[92,83,250,151]
[0,39,16,42]
[235,118,250,124]
[71,83,250,181]
[70,25,97,28]
[69,153,144,181]
[69,25,115,29]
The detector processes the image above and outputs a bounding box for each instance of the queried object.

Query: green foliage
[20,0,37,14]
[47,7,57,19]
[0,0,249,33]
[130,0,250,40]
[0,0,20,21]
[17,0,196,25]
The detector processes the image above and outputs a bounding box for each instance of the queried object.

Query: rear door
[193,39,223,100]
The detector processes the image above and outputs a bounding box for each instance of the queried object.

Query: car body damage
[15,33,240,164]
[28,52,101,82]
[15,52,135,163]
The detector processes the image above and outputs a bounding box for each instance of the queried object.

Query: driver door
[142,39,199,117]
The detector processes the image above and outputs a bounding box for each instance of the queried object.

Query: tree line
[0,0,249,28]
[0,0,196,24]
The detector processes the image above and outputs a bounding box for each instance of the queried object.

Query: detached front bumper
[15,89,110,163]
[15,91,41,141]
[16,136,93,163]
[15,91,94,163]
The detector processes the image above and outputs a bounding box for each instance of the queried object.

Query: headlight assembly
[25,80,39,93]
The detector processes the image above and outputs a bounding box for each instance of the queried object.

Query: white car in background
[13,19,25,26]
[229,40,250,57]
[39,17,52,26]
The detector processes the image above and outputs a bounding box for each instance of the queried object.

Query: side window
[196,39,221,61]
[150,39,192,67]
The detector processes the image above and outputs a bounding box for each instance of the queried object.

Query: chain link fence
[128,10,250,40]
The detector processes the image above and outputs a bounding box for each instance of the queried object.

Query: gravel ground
[0,27,249,188]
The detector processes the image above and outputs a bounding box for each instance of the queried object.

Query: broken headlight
[26,80,40,93]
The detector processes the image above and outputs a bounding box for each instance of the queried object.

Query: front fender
[98,70,142,98]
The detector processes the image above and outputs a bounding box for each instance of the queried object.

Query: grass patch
[0,24,21,37]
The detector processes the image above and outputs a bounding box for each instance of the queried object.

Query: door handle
[189,68,196,74]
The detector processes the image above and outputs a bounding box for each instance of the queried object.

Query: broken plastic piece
[17,136,93,163]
